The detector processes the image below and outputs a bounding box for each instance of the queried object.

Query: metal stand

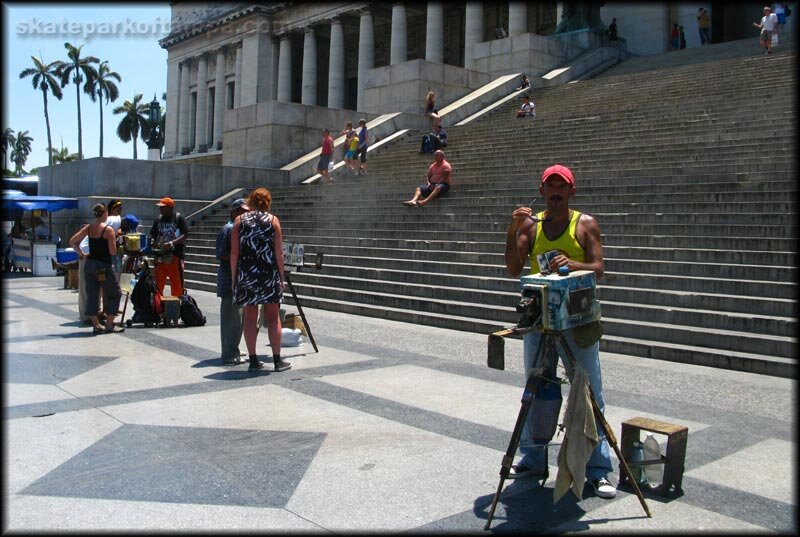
[284,270,318,353]
[484,329,651,530]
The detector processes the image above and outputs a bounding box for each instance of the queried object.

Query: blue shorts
[420,182,449,198]
[345,150,356,160]
[777,13,787,24]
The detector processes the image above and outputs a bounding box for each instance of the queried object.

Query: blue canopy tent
[2,194,79,274]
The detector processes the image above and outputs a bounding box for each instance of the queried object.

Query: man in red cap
[503,164,616,500]
[149,197,189,297]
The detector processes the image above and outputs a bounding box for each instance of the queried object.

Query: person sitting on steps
[402,149,452,207]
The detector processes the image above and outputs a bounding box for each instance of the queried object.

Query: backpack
[179,291,206,326]
[421,135,433,154]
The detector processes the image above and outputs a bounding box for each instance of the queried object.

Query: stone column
[464,1,484,70]
[164,58,180,157]
[278,34,292,102]
[234,45,242,108]
[194,53,208,151]
[509,1,527,36]
[390,3,408,65]
[328,18,345,109]
[212,47,226,149]
[357,9,374,111]
[426,2,444,63]
[177,59,191,154]
[301,27,317,105]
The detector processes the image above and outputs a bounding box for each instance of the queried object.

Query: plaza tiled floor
[3,274,796,533]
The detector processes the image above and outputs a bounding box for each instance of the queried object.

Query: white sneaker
[590,477,617,499]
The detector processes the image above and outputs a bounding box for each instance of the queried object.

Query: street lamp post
[146,94,162,161]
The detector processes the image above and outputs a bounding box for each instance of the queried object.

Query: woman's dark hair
[92,203,107,218]
[108,199,122,211]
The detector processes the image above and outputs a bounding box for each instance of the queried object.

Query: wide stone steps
[182,46,796,376]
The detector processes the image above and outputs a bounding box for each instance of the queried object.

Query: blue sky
[3,2,171,171]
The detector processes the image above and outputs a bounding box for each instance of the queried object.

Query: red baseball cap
[156,197,175,207]
[540,164,575,187]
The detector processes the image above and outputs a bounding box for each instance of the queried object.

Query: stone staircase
[183,45,797,377]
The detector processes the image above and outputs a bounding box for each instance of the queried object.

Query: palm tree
[10,130,33,176]
[113,93,151,160]
[1,128,14,173]
[19,55,65,167]
[88,60,121,158]
[60,43,99,160]
[49,146,79,165]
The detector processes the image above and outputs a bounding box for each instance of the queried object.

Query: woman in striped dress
[230,188,291,372]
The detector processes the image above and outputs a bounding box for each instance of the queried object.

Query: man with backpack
[149,197,189,297]
[420,124,448,154]
[215,198,249,365]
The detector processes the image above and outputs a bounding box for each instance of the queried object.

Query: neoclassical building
[158,2,764,171]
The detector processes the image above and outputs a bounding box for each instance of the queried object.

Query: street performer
[503,163,616,499]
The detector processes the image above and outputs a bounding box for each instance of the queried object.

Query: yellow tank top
[529,210,585,272]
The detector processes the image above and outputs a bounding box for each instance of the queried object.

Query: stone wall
[361,60,492,116]
[221,100,381,169]
[472,30,605,79]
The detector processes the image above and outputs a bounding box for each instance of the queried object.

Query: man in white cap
[216,198,250,365]
[503,164,616,499]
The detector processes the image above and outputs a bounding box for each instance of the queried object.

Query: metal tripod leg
[484,333,555,530]
[552,331,651,518]
[284,272,318,353]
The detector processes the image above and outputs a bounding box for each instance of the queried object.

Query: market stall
[2,194,78,276]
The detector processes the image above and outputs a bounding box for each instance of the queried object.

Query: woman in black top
[69,203,124,333]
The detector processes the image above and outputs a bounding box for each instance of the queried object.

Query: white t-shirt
[773,3,785,15]
[106,215,122,234]
[762,13,778,31]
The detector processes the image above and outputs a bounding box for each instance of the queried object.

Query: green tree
[60,43,100,160]
[19,55,65,168]
[113,93,151,160]
[88,60,121,158]
[1,128,14,173]
[49,141,78,165]
[10,130,33,177]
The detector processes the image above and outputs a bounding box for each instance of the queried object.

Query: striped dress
[234,211,283,305]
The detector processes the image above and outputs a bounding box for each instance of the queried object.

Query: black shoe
[508,464,546,480]
[248,355,264,370]
[273,357,292,372]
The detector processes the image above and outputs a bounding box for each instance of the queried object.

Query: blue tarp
[1,195,79,212]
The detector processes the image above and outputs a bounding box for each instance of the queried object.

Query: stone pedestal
[148,148,162,161]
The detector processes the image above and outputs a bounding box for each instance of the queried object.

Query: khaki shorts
[760,29,773,42]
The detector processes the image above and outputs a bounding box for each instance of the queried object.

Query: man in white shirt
[106,199,123,272]
[753,6,779,54]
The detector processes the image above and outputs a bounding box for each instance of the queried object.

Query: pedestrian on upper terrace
[356,118,369,176]
[607,18,618,42]
[773,2,789,35]
[149,196,189,297]
[217,198,250,366]
[420,123,447,153]
[754,6,779,54]
[230,187,291,372]
[516,74,531,90]
[671,23,680,50]
[424,91,442,130]
[503,163,614,500]
[317,128,335,184]
[402,149,452,207]
[697,8,711,45]
[516,94,535,118]
[679,25,687,49]
[69,203,125,334]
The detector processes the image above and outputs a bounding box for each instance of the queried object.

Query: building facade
[158,2,770,169]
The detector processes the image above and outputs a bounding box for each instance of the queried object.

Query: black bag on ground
[179,291,206,326]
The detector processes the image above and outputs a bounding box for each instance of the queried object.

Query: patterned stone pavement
[3,274,796,533]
